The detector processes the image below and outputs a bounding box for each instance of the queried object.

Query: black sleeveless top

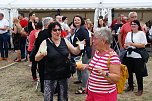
[44,38,71,80]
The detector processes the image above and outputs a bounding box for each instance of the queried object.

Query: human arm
[64,38,81,55]
[97,64,120,83]
[11,25,17,34]
[118,32,123,49]
[35,40,47,61]
[125,31,147,48]
[0,25,8,30]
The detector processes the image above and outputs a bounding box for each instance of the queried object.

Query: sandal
[75,88,85,94]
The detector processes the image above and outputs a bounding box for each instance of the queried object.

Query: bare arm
[11,25,17,34]
[97,64,120,83]
[64,38,81,55]
[126,42,145,48]
[118,32,123,48]
[35,40,47,61]
[0,25,8,30]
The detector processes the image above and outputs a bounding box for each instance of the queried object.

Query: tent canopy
[1,0,152,10]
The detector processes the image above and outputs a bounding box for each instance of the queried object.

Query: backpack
[108,52,129,94]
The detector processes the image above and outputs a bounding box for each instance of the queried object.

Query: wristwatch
[105,72,109,77]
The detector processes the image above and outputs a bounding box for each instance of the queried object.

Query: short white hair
[94,27,112,44]
[128,12,137,18]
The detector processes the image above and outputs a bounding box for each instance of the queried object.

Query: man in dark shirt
[30,17,54,93]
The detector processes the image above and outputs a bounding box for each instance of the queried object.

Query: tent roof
[9,0,100,9]
[1,0,152,9]
[102,0,152,9]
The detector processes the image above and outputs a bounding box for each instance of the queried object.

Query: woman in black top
[35,22,83,101]
[28,12,36,34]
[10,17,22,62]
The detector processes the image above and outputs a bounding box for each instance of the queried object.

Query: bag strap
[47,38,68,60]
[107,52,114,68]
[131,32,134,43]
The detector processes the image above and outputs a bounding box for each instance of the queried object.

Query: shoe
[33,78,38,82]
[14,59,21,62]
[0,57,5,61]
[125,86,134,92]
[135,90,143,96]
[21,58,27,62]
[75,88,85,94]
[74,81,82,84]
[4,58,8,61]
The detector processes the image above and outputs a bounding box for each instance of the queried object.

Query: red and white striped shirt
[88,50,121,94]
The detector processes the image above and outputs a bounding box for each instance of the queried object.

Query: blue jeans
[81,52,90,88]
[0,32,9,58]
[20,37,27,59]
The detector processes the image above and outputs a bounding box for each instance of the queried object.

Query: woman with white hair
[81,27,121,101]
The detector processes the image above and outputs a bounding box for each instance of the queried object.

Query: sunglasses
[131,16,137,18]
[131,23,137,25]
[53,28,61,32]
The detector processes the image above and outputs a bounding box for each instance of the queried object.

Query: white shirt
[125,31,147,58]
[0,18,9,34]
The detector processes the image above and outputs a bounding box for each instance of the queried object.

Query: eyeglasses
[53,28,61,32]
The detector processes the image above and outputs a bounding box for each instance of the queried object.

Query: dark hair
[19,13,24,17]
[29,12,35,18]
[0,13,4,17]
[68,22,73,27]
[55,14,60,17]
[47,21,62,38]
[35,21,43,30]
[73,15,85,27]
[131,20,142,31]
[97,18,105,27]
[62,16,67,21]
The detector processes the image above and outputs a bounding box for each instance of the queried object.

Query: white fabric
[125,31,147,58]
[0,18,9,34]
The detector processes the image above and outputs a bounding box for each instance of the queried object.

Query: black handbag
[48,38,76,75]
[137,48,149,63]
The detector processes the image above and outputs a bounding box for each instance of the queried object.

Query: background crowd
[0,11,151,101]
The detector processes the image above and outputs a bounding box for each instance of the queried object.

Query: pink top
[27,29,38,52]
[88,50,121,94]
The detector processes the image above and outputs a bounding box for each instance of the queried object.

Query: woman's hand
[96,68,106,76]
[77,64,89,71]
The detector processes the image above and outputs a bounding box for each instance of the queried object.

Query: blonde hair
[13,17,22,33]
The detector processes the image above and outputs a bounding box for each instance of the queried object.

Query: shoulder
[138,31,145,35]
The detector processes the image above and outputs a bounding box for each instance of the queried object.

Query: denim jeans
[20,37,27,59]
[44,79,68,101]
[0,32,9,58]
[81,52,90,88]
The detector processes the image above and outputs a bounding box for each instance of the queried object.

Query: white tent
[1,0,152,27]
[6,0,152,9]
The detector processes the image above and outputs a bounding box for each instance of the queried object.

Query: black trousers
[38,60,45,93]
[124,57,144,91]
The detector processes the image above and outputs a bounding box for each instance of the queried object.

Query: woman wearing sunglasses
[124,20,147,96]
[35,21,83,101]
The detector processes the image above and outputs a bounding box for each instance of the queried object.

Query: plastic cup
[79,43,84,50]
[74,56,83,69]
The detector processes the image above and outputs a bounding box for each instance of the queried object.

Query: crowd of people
[0,10,151,101]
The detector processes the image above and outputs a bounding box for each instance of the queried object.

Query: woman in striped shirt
[81,27,121,101]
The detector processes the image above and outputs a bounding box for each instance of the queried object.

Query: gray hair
[128,12,137,18]
[94,27,112,44]
[42,17,54,26]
